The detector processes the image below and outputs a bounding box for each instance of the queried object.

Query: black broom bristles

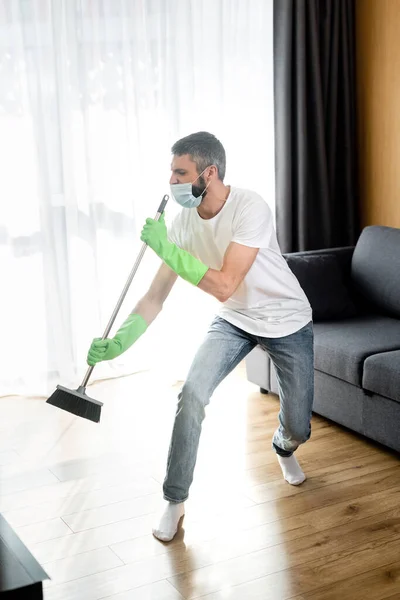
[46,385,103,423]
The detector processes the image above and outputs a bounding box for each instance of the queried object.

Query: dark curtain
[274,0,360,253]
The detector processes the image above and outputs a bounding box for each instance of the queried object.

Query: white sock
[152,502,185,542]
[278,454,306,485]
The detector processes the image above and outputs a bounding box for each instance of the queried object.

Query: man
[87,132,314,543]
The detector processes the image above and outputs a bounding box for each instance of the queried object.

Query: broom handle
[80,194,169,389]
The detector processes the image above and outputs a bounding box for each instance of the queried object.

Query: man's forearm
[132,294,163,326]
[196,242,259,302]
[197,269,233,303]
[132,263,177,325]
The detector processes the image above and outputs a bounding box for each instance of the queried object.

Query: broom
[46,194,169,423]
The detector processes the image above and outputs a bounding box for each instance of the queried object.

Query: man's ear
[207,165,219,180]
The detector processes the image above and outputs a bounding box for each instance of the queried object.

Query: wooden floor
[1,364,400,600]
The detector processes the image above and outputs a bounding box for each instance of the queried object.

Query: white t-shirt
[168,187,312,338]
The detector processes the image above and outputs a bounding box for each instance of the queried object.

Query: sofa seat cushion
[362,350,400,403]
[313,316,400,386]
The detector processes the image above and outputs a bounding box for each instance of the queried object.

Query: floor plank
[289,560,400,600]
[61,493,161,533]
[43,547,123,586]
[245,452,399,503]
[0,468,59,495]
[102,580,184,599]
[15,517,72,546]
[31,513,156,563]
[0,470,156,513]
[42,550,209,600]
[3,478,160,528]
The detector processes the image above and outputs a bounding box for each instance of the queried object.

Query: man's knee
[178,381,210,416]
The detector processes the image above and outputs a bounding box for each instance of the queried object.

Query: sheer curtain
[0,0,274,397]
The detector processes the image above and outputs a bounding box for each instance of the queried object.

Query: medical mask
[170,168,211,209]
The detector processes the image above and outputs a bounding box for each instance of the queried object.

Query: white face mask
[170,167,211,208]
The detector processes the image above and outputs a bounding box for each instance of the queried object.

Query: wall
[356,0,400,228]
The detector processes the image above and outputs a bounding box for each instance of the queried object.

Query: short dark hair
[171,132,226,181]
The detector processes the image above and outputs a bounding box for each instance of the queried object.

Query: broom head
[46,385,103,423]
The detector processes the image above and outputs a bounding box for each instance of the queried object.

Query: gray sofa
[245,225,400,453]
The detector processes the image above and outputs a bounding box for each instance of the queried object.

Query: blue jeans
[163,316,314,503]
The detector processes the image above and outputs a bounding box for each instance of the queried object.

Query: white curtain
[0,0,274,397]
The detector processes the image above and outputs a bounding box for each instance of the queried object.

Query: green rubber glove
[87,313,147,366]
[140,213,208,286]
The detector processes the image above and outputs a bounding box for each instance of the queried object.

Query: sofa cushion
[351,226,400,318]
[362,350,400,404]
[285,254,357,321]
[313,316,400,386]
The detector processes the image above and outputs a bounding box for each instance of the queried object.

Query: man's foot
[277,454,306,485]
[152,502,185,542]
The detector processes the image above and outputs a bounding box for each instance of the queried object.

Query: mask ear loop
[202,178,212,196]
[193,165,213,197]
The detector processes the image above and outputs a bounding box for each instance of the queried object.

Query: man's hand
[86,314,148,366]
[140,212,209,286]
[140,212,168,258]
[87,337,122,366]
